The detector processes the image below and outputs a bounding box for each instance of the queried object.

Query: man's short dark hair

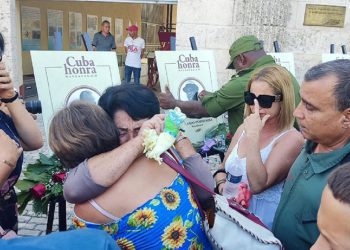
[98,84,160,121]
[101,20,110,26]
[328,163,350,204]
[304,59,350,111]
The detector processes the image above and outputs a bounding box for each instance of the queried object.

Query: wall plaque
[304,4,346,27]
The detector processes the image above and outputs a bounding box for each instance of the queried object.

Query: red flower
[52,172,66,183]
[226,133,233,140]
[31,184,46,199]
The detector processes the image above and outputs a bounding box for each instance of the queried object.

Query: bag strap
[162,152,215,196]
[162,152,269,229]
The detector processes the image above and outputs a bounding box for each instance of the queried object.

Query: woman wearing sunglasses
[214,65,304,229]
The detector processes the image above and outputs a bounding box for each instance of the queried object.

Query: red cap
[126,25,138,32]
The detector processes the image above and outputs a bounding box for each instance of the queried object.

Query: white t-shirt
[124,37,145,68]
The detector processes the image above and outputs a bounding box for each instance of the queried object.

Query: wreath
[15,154,67,215]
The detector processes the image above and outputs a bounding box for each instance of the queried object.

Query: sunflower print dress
[72,174,211,249]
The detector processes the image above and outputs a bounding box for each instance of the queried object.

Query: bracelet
[1,91,18,103]
[2,160,15,169]
[213,168,226,178]
[215,179,226,192]
[175,134,188,144]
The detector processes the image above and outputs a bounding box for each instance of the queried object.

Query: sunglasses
[244,91,283,108]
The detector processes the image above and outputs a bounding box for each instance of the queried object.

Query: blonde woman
[214,65,304,229]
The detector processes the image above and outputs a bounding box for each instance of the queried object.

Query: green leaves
[173,215,183,223]
[15,153,66,215]
[17,192,32,214]
[177,177,184,186]
[33,198,49,214]
[150,199,160,206]
[16,179,36,191]
[195,213,201,224]
[184,220,193,228]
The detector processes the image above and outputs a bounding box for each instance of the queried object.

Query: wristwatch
[1,91,18,103]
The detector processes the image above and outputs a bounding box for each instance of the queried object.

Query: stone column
[0,0,22,88]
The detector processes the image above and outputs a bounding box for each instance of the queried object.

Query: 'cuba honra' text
[64,56,97,75]
[177,54,200,70]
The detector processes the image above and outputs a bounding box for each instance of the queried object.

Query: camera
[25,100,42,114]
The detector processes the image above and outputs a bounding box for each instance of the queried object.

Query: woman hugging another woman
[49,98,212,249]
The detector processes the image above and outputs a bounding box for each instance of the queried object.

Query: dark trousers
[124,65,141,84]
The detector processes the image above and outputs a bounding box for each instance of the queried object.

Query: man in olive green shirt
[159,35,300,134]
[272,59,350,250]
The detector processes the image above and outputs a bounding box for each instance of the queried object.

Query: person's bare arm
[214,124,244,194]
[88,114,164,186]
[244,100,304,194]
[158,86,210,118]
[174,136,215,209]
[0,63,42,151]
[87,135,144,187]
[63,114,165,203]
[0,130,23,188]
[175,136,214,189]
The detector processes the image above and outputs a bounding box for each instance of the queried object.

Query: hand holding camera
[0,62,16,100]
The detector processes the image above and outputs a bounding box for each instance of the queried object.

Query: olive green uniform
[201,55,301,134]
[272,141,350,250]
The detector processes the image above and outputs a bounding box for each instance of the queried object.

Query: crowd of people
[0,34,349,250]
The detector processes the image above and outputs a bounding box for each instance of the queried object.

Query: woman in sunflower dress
[50,102,212,249]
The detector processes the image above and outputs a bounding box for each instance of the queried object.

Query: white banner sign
[268,53,296,76]
[31,51,121,138]
[156,50,221,145]
[322,53,350,62]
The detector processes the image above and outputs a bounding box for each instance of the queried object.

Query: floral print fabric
[72,175,210,249]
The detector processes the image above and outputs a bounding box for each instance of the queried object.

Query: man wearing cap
[92,20,116,52]
[124,25,145,84]
[159,35,300,135]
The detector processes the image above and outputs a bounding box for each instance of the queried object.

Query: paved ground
[17,115,74,237]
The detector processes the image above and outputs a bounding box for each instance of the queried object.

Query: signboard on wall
[87,15,99,41]
[31,51,121,137]
[268,53,296,76]
[304,4,346,27]
[322,54,350,62]
[21,6,41,51]
[69,12,83,49]
[48,9,63,50]
[156,50,221,144]
[115,18,124,47]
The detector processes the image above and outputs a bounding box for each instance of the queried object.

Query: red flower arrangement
[16,154,68,214]
[31,184,46,199]
[52,172,66,183]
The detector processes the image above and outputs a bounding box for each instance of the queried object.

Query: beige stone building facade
[176,0,350,85]
[1,0,350,88]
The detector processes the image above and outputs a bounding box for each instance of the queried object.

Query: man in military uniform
[159,35,300,134]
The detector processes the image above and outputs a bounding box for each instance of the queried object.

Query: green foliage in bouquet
[16,154,67,215]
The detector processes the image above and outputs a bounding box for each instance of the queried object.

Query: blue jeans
[124,65,141,84]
